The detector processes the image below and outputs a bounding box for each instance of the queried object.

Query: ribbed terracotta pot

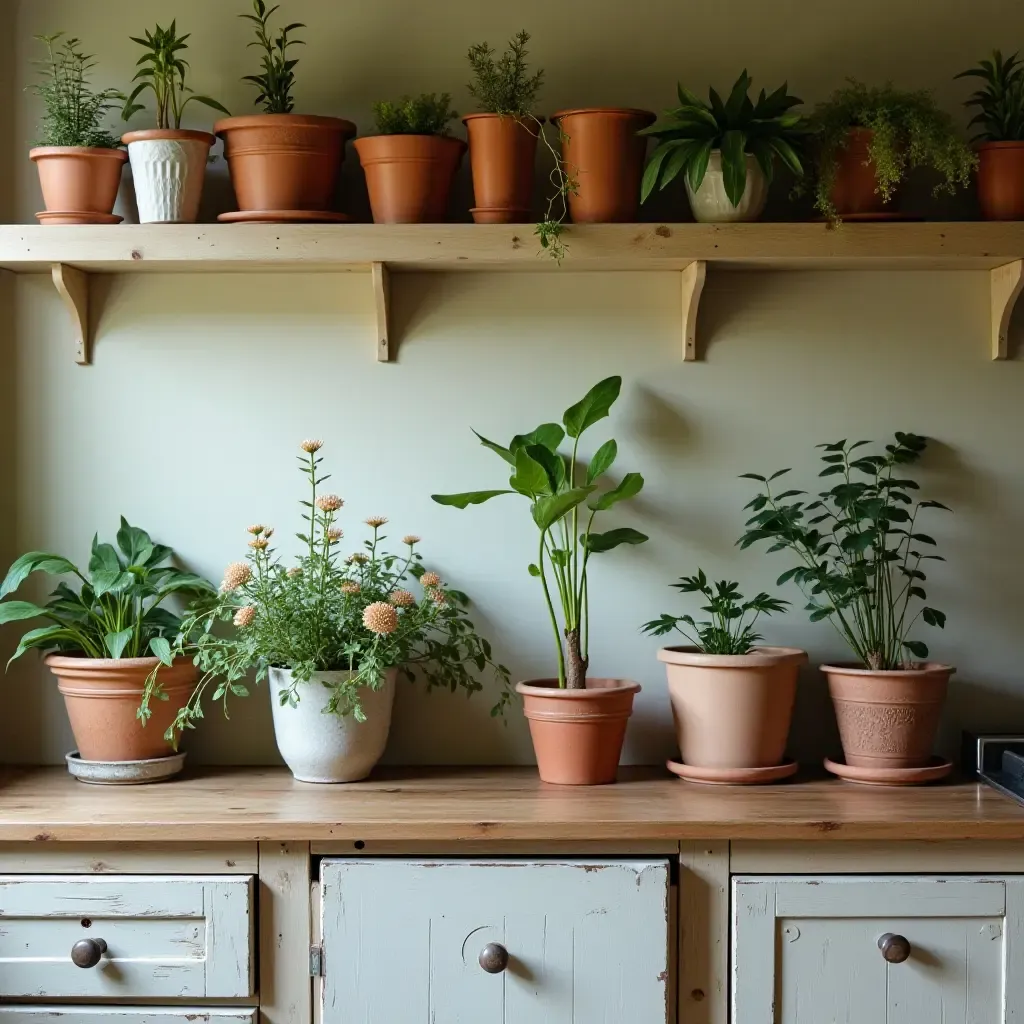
[516,678,640,786]
[976,142,1024,220]
[553,108,654,222]
[354,134,466,224]
[45,654,196,763]
[463,113,539,223]
[658,646,806,769]
[828,127,890,217]
[823,662,954,770]
[214,114,355,213]
[30,146,127,223]
[122,129,214,224]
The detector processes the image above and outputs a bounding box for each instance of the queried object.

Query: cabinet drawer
[320,858,670,1023]
[0,875,253,999]
[732,875,1024,1023]
[0,1011,256,1024]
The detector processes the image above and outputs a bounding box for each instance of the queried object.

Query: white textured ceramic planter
[686,151,768,223]
[123,129,214,224]
[268,666,397,783]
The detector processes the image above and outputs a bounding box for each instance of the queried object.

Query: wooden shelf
[0,222,1020,363]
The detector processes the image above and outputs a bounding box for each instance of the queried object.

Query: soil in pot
[516,678,640,786]
[122,129,214,224]
[976,142,1024,220]
[823,662,953,770]
[828,127,892,218]
[658,646,806,770]
[30,147,127,223]
[463,113,539,223]
[553,108,654,223]
[686,152,768,223]
[354,134,466,224]
[214,114,356,214]
[45,654,195,762]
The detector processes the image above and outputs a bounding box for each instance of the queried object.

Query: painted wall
[2,0,1023,766]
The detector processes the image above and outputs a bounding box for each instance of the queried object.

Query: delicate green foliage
[957,50,1024,142]
[147,442,512,743]
[806,81,977,223]
[121,21,229,129]
[30,33,122,148]
[240,0,304,114]
[642,570,789,655]
[641,71,806,206]
[738,433,950,670]
[372,93,456,136]
[433,376,648,689]
[0,519,216,669]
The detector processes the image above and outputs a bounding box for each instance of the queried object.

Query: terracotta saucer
[823,755,953,786]
[665,759,799,786]
[217,209,349,224]
[36,211,122,225]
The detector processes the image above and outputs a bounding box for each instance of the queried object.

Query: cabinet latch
[309,944,324,977]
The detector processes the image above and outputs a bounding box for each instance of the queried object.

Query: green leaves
[149,636,173,666]
[720,129,748,206]
[531,487,595,532]
[585,528,648,553]
[589,472,644,511]
[563,376,622,439]
[472,429,514,465]
[0,552,80,599]
[431,489,513,509]
[587,440,617,483]
[0,601,48,625]
[509,447,551,498]
[104,628,134,660]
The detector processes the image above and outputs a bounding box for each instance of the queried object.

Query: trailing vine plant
[240,0,304,114]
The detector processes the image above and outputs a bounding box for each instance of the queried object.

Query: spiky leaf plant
[956,50,1024,141]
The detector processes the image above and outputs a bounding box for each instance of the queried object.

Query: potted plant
[120,21,229,224]
[643,572,805,783]
[740,433,953,782]
[28,33,126,224]
[433,377,648,786]
[214,1,355,221]
[353,94,465,224]
[957,51,1024,220]
[144,441,510,784]
[641,72,806,223]
[806,81,975,222]
[0,520,215,776]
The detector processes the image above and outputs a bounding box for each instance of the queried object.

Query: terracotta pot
[354,134,466,224]
[658,646,806,770]
[823,662,954,770]
[686,151,769,224]
[553,108,655,222]
[463,113,539,223]
[516,677,640,786]
[122,129,214,224]
[30,146,127,223]
[976,142,1024,220]
[828,127,890,217]
[214,114,356,213]
[45,654,196,763]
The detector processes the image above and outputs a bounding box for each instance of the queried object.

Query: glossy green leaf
[562,377,622,439]
[589,472,644,511]
[531,486,596,531]
[431,490,515,509]
[0,600,48,625]
[584,527,649,553]
[587,439,618,483]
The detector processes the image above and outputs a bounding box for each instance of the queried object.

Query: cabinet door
[320,858,670,1023]
[732,875,1024,1023]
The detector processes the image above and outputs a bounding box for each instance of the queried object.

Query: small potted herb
[956,51,1024,220]
[641,72,806,223]
[806,81,975,222]
[353,94,464,223]
[215,1,356,220]
[28,33,126,224]
[120,21,229,224]
[434,377,648,786]
[643,572,804,783]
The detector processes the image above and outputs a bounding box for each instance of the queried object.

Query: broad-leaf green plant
[956,50,1024,141]
[641,71,806,208]
[642,571,788,654]
[241,0,304,114]
[433,376,648,689]
[738,433,949,670]
[372,94,457,136]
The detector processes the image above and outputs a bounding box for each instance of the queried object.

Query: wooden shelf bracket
[681,260,707,361]
[991,259,1024,360]
[51,263,90,365]
[372,261,391,362]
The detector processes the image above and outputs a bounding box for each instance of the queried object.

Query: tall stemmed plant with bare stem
[433,377,647,688]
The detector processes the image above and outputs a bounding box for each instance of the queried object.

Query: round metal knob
[478,942,509,974]
[71,938,107,968]
[878,933,911,964]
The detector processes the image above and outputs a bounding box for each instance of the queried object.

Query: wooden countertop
[1,766,1023,843]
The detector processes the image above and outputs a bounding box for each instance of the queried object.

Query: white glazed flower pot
[122,129,214,224]
[268,666,396,783]
[685,151,768,223]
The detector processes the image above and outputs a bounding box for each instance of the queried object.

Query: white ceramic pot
[268,666,396,783]
[685,151,768,223]
[122,129,214,223]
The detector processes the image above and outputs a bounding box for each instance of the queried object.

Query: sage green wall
[3,0,1024,765]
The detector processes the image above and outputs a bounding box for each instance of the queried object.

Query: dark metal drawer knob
[71,937,107,968]
[878,933,911,963]
[478,942,509,974]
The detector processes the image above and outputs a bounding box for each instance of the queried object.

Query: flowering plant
[141,441,511,742]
